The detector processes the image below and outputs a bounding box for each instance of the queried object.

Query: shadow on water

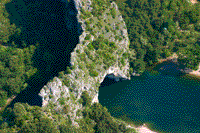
[99,63,200,133]
[3,0,82,108]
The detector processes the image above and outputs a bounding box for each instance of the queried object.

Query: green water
[99,65,200,133]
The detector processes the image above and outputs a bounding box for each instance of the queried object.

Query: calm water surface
[99,65,200,133]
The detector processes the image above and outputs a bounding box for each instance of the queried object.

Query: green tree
[80,91,92,107]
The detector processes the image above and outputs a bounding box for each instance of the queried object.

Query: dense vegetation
[1,0,200,132]
[0,0,38,107]
[0,0,79,107]
[114,0,200,74]
[0,0,135,132]
[0,91,136,132]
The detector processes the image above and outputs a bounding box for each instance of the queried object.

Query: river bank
[127,123,158,133]
[157,53,200,78]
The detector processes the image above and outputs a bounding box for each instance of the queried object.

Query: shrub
[109,42,117,50]
[63,104,70,114]
[89,70,99,77]
[105,26,110,32]
[82,40,86,45]
[90,31,96,36]
[122,52,129,58]
[80,8,92,18]
[63,77,70,87]
[85,34,91,40]
[80,91,92,107]
[0,91,7,107]
[59,97,65,105]
[70,65,76,70]
[66,66,71,74]
[78,62,85,69]
[110,8,116,19]
[85,20,91,25]
[76,49,80,54]
[86,62,96,70]
[85,48,94,61]
[106,13,110,16]
[78,118,95,132]
[116,25,119,30]
[58,71,64,78]
[121,58,126,66]
[96,21,102,29]
[87,43,95,50]
[49,94,54,99]
[163,49,172,58]
[195,22,200,31]
[86,26,93,32]
[80,53,87,62]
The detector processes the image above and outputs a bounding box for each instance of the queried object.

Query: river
[99,61,200,133]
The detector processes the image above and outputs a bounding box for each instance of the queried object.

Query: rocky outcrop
[39,77,69,108]
[39,0,132,127]
[68,0,131,101]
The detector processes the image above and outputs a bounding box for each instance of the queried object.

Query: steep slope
[39,0,133,110]
[38,0,135,130]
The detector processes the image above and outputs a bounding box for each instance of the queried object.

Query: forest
[1,0,200,132]
[114,0,200,74]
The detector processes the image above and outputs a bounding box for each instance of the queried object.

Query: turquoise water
[99,69,200,133]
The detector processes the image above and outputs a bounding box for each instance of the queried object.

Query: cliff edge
[39,0,133,128]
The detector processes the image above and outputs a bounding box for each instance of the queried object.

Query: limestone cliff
[39,0,134,127]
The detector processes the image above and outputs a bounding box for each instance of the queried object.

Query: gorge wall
[39,0,133,126]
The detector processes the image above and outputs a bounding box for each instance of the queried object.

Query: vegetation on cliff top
[1,0,200,132]
[114,0,200,74]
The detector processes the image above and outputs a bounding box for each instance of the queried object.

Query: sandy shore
[136,124,158,133]
[190,0,198,4]
[127,123,158,133]
[158,53,200,77]
[181,67,200,76]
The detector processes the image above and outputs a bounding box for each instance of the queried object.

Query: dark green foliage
[0,91,7,107]
[49,94,54,99]
[85,34,91,40]
[85,48,94,61]
[80,91,92,107]
[66,66,72,74]
[120,58,126,66]
[1,103,58,132]
[87,103,133,133]
[78,118,95,132]
[91,0,111,17]
[0,45,37,97]
[89,70,99,77]
[109,42,117,50]
[0,101,133,133]
[63,104,70,114]
[115,0,200,73]
[59,98,66,105]
[63,77,70,87]
[70,65,76,70]
[0,0,19,44]
[105,26,110,32]
[79,52,87,62]
[58,71,65,78]
[87,43,95,50]
[110,8,117,19]
[195,21,200,31]
[80,8,92,18]
[59,123,77,133]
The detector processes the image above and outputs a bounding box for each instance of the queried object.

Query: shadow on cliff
[4,0,83,108]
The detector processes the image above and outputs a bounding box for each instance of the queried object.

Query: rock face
[39,0,132,126]
[39,77,69,108]
[68,0,131,101]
